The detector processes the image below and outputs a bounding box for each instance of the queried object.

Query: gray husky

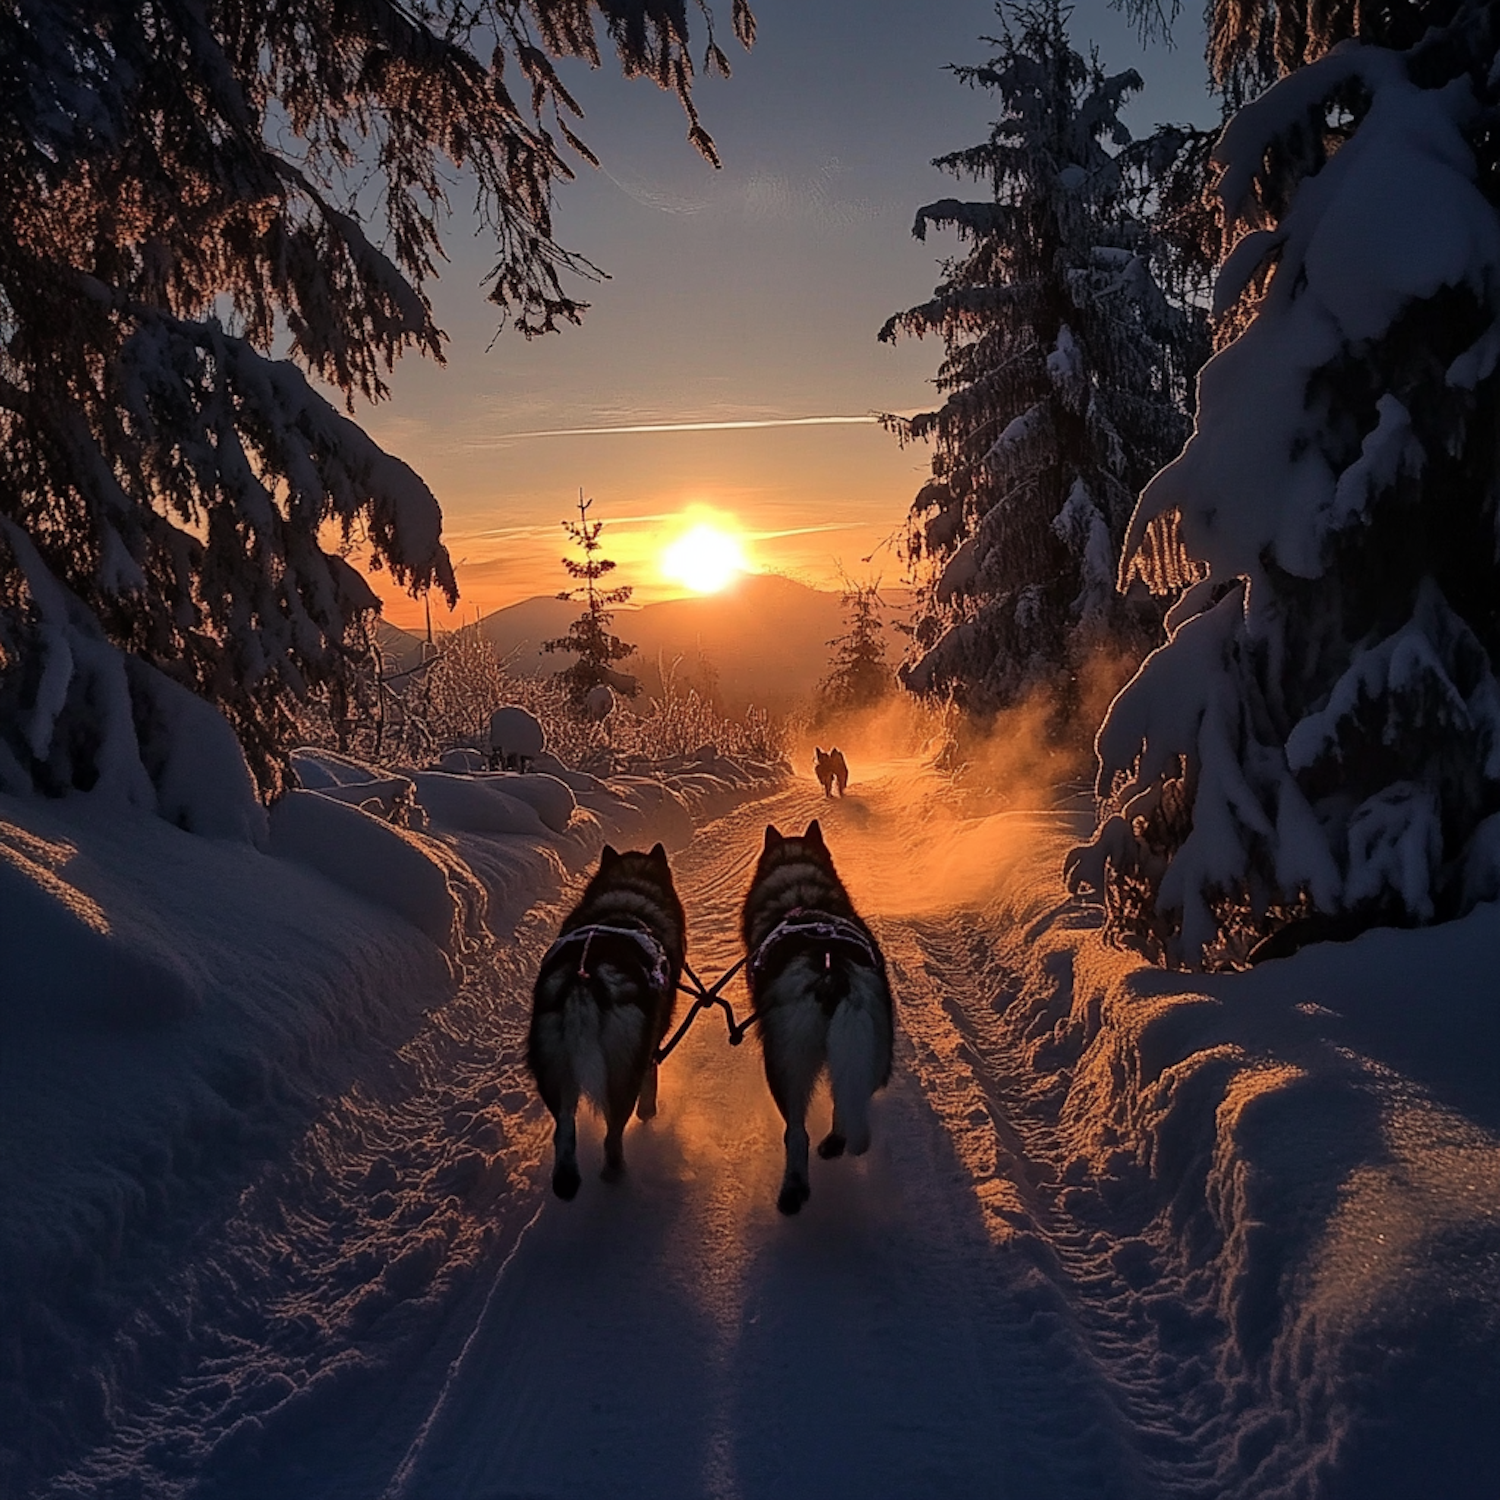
[741,821,893,1214]
[528,843,684,1199]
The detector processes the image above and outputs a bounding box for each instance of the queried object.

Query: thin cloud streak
[465,414,882,447]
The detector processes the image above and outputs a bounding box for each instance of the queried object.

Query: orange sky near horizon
[360,417,933,631]
[344,0,1215,635]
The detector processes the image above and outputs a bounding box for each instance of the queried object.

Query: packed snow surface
[3,758,1496,1498]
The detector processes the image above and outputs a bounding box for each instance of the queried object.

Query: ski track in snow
[45,772,1239,1500]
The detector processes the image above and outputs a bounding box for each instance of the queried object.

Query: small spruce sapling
[543,493,640,704]
[818,577,892,717]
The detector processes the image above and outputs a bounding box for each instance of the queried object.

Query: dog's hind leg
[601,1068,638,1182]
[825,981,890,1157]
[551,1104,582,1199]
[537,1071,582,1201]
[762,1006,824,1215]
[635,1058,659,1121]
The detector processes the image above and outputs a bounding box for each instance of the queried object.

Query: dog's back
[742,821,893,1211]
[529,843,684,1197]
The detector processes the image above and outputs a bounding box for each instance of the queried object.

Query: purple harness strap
[544,922,672,997]
[748,907,880,984]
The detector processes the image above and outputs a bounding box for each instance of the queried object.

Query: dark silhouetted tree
[819,578,892,715]
[0,0,752,809]
[543,492,639,702]
[881,0,1203,722]
[1069,0,1500,966]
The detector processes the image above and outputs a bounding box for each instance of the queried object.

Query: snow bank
[472,771,576,833]
[0,791,453,1486]
[1,746,785,1492]
[412,771,547,837]
[1000,817,1500,1497]
[268,790,483,953]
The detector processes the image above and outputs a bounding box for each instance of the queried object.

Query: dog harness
[748,907,882,984]
[543,922,672,997]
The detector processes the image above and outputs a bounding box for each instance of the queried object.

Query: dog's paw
[635,1098,657,1122]
[817,1131,846,1159]
[552,1162,581,1201]
[776,1176,811,1215]
[600,1160,626,1184]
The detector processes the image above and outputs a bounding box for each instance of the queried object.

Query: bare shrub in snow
[1070,4,1500,967]
[0,0,751,804]
[608,657,788,766]
[880,0,1204,724]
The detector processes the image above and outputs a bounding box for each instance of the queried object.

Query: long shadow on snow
[724,1072,1155,1500]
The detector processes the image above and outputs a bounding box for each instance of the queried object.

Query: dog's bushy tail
[826,969,890,1155]
[556,977,647,1112]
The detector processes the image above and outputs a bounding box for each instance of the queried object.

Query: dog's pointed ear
[830,746,840,755]
[804,819,825,847]
[763,824,783,851]
[599,844,620,870]
[648,841,669,870]
[814,746,825,757]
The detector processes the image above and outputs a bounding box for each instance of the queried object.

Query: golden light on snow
[659,518,749,594]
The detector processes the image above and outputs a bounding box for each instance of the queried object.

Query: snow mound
[269,790,483,952]
[127,661,268,846]
[473,771,576,833]
[439,748,486,774]
[488,705,545,763]
[412,771,547,837]
[1,813,204,1027]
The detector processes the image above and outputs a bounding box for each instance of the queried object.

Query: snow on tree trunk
[1069,20,1500,968]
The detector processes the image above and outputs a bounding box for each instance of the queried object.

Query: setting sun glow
[660,521,748,595]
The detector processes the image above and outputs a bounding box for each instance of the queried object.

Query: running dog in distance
[740,820,893,1214]
[813,746,849,797]
[528,844,684,1199]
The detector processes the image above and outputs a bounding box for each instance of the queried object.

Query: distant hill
[373,618,430,675]
[470,574,912,715]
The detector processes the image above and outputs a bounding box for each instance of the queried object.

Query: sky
[361,0,1217,630]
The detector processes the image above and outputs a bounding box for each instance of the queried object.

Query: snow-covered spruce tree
[817,578,892,717]
[543,492,639,703]
[1067,1,1500,967]
[0,0,751,819]
[880,0,1202,721]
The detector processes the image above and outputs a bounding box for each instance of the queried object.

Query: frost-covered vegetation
[882,0,1204,720]
[299,632,788,775]
[1069,0,1500,966]
[0,0,751,805]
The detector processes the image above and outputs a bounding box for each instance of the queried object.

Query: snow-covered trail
[46,768,1176,1500]
[378,772,1149,1500]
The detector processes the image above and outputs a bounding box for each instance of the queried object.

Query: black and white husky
[528,843,685,1199]
[741,820,893,1214]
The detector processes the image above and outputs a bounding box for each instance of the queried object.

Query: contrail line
[466,414,882,445]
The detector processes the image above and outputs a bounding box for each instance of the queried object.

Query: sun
[660,521,748,594]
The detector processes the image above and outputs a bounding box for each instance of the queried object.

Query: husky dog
[528,843,684,1199]
[741,821,893,1214]
[813,746,849,798]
